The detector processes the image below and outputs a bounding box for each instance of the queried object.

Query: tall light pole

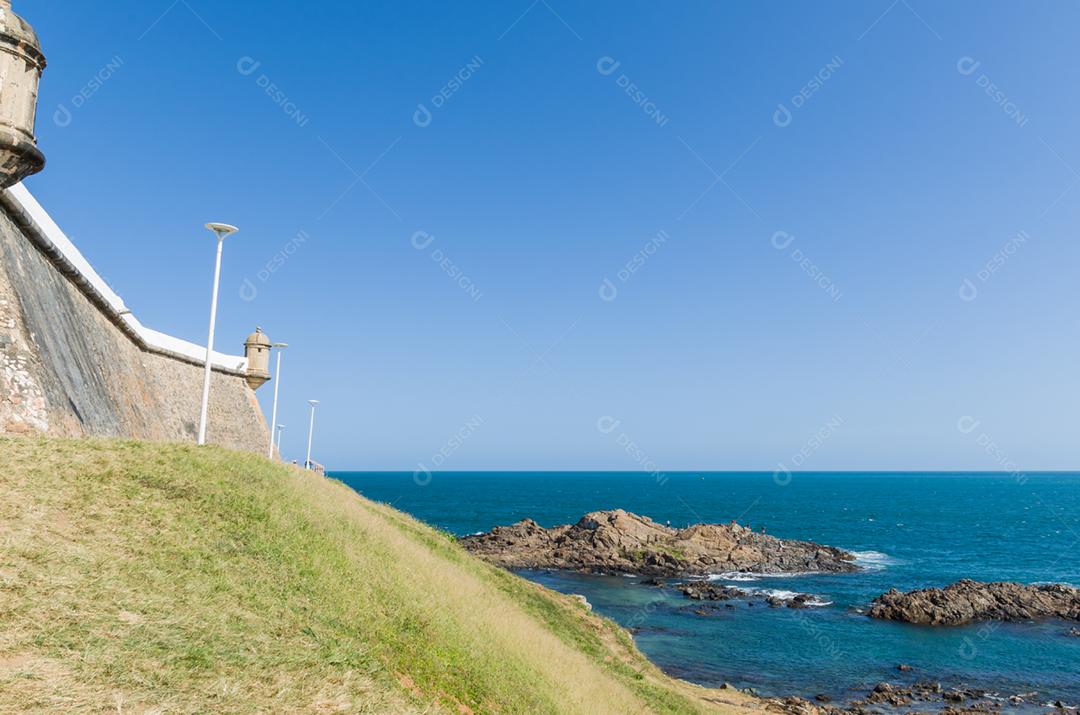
[267,342,288,458]
[305,399,319,470]
[197,222,239,446]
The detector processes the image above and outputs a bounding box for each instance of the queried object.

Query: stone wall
[0,188,270,453]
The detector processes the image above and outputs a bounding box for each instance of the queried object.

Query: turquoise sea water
[333,472,1080,706]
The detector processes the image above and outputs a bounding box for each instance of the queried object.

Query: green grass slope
[0,438,758,714]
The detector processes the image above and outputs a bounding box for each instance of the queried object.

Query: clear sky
[19,0,1080,470]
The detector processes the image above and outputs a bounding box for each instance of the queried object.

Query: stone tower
[244,328,272,390]
[0,0,46,189]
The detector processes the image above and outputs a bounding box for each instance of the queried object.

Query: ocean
[332,471,1080,706]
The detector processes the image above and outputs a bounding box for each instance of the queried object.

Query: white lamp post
[197,222,239,446]
[267,342,288,458]
[305,399,319,470]
[275,424,285,453]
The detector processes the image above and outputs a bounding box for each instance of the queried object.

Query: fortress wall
[0,185,269,453]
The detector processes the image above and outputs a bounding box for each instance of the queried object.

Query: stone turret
[0,0,46,189]
[244,327,271,390]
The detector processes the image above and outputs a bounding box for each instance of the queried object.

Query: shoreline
[508,562,1080,713]
[528,568,1080,714]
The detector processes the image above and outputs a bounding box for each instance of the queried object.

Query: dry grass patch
[0,437,759,714]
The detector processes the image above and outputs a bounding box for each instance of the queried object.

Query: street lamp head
[273,342,289,349]
[205,223,239,240]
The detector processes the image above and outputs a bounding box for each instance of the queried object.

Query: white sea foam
[748,588,832,607]
[708,572,761,582]
[708,570,825,581]
[698,579,835,607]
[851,550,901,569]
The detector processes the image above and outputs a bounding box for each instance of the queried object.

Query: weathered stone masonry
[0,189,270,453]
[0,2,269,453]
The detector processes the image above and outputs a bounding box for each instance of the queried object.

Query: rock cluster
[767,680,1054,714]
[770,593,819,609]
[460,509,858,577]
[677,582,822,609]
[679,582,746,601]
[868,580,1080,625]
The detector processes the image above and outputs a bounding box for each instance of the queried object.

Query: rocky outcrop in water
[771,593,820,609]
[678,582,823,609]
[460,509,858,577]
[868,580,1080,626]
[679,582,747,601]
[767,680,1060,714]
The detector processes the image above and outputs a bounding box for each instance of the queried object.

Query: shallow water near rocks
[336,471,1080,707]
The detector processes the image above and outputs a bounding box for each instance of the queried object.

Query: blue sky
[19,0,1080,470]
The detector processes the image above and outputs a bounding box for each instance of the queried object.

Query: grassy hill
[0,437,758,714]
